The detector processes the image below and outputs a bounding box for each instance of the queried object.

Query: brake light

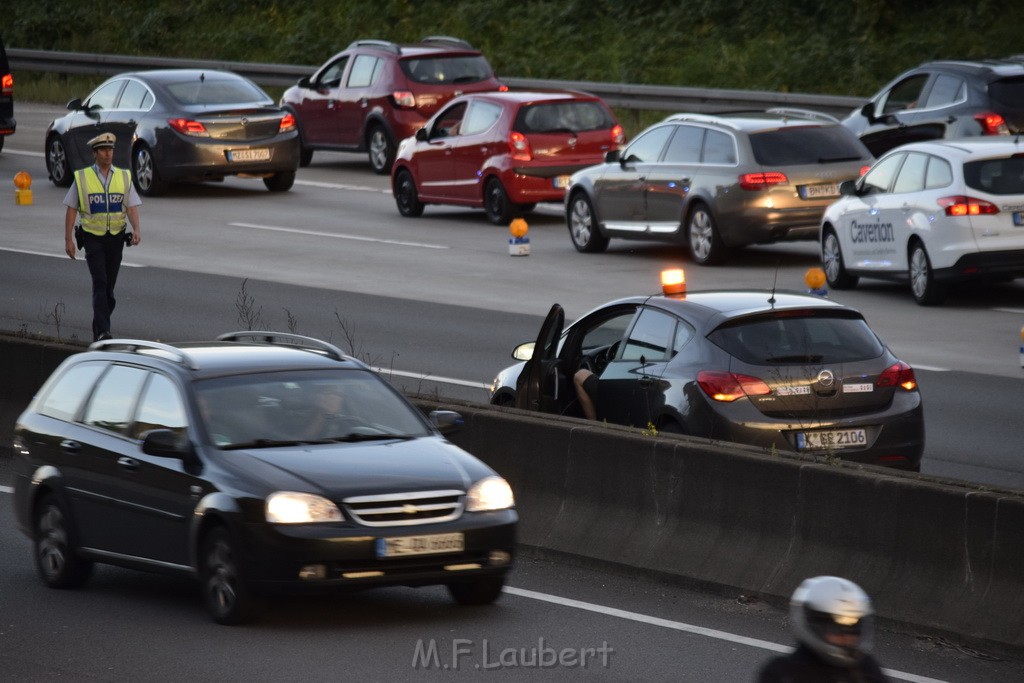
[611,124,625,146]
[697,371,771,402]
[1,73,12,97]
[509,131,532,161]
[937,195,999,216]
[393,91,416,108]
[168,118,209,137]
[859,165,871,176]
[738,172,788,190]
[279,112,296,133]
[498,84,509,92]
[877,361,917,391]
[974,112,1009,135]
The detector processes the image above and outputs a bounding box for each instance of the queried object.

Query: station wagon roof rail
[345,39,401,54]
[89,338,200,369]
[216,330,348,361]
[420,36,474,50]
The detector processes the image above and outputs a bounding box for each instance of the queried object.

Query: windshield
[750,126,871,165]
[194,369,430,448]
[514,101,615,133]
[399,55,493,85]
[709,314,884,365]
[166,76,272,106]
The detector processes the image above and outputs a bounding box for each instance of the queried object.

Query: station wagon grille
[343,490,465,527]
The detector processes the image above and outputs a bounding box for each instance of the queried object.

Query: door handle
[360,98,369,108]
[638,378,654,388]
[60,439,81,453]
[328,100,336,109]
[117,456,140,470]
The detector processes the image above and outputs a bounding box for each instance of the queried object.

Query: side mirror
[429,410,464,435]
[66,98,83,111]
[141,429,193,460]
[860,101,877,123]
[604,149,621,163]
[839,179,858,197]
[298,76,312,88]
[415,127,429,142]
[512,342,535,361]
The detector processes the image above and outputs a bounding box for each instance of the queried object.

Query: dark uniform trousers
[83,231,125,340]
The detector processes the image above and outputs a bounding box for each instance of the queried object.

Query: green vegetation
[5,1,1020,99]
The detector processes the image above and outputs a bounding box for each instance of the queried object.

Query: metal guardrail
[7,48,866,118]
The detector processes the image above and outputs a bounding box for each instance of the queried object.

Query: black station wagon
[12,332,517,624]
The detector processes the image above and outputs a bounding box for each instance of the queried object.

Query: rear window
[166,77,271,106]
[964,157,1024,194]
[749,126,871,166]
[514,101,615,133]
[400,55,493,85]
[709,314,884,365]
[988,77,1024,110]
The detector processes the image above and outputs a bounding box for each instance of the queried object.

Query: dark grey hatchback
[13,333,516,624]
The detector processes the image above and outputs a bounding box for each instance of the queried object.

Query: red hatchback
[391,91,625,224]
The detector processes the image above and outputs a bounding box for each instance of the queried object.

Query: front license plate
[376,532,464,558]
[799,182,840,199]
[227,148,271,162]
[1014,212,1024,226]
[796,428,867,450]
[552,175,571,189]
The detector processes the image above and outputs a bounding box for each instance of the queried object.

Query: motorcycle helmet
[790,576,874,666]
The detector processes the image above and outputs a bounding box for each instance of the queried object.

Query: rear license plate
[799,182,840,199]
[1014,212,1024,226]
[796,428,867,450]
[376,532,464,558]
[552,175,571,189]
[227,148,271,162]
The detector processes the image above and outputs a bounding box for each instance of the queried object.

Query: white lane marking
[2,149,45,158]
[374,367,489,390]
[294,179,390,194]
[504,586,946,683]
[0,485,12,494]
[0,247,145,266]
[228,222,447,250]
[993,308,1024,315]
[912,364,949,372]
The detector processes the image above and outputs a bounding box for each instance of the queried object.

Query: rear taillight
[168,118,209,137]
[498,84,509,92]
[697,371,772,402]
[509,131,532,161]
[877,361,917,391]
[611,124,625,146]
[975,112,1009,135]
[392,91,416,108]
[859,165,871,176]
[738,172,788,190]
[279,112,296,133]
[937,195,999,216]
[1,73,12,97]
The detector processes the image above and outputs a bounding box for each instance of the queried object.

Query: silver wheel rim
[206,541,238,614]
[569,198,593,246]
[823,233,842,282]
[910,247,929,299]
[37,506,68,578]
[369,130,388,170]
[135,149,154,190]
[49,140,67,183]
[689,209,712,262]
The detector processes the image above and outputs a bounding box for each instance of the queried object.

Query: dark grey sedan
[45,69,300,196]
[490,282,924,470]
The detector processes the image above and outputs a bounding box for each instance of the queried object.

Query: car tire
[658,419,685,435]
[47,135,73,188]
[909,240,947,306]
[201,527,262,625]
[33,494,93,589]
[484,177,519,226]
[263,170,295,192]
[299,144,313,168]
[567,192,609,253]
[0,135,5,152]
[490,392,515,407]
[132,144,168,197]
[687,203,728,265]
[448,575,505,605]
[367,124,395,175]
[822,228,859,289]
[394,169,424,217]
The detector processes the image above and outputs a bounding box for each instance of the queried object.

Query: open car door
[515,304,565,413]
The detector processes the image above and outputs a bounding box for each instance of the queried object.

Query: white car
[819,138,1024,305]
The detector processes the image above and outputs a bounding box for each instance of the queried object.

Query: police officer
[757,576,889,682]
[63,132,142,341]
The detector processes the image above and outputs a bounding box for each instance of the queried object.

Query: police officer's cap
[88,133,116,149]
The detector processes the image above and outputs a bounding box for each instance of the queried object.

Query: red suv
[281,37,504,174]
[391,90,625,224]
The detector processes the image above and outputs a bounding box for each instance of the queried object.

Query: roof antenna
[768,261,779,306]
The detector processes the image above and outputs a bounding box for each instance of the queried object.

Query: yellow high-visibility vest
[75,166,132,235]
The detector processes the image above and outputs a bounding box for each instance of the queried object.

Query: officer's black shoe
[96,332,112,341]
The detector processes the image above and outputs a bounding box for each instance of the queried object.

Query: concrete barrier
[3,334,1023,652]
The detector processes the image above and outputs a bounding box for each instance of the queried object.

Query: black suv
[281,36,504,174]
[841,59,1024,157]
[0,36,15,152]
[12,332,517,624]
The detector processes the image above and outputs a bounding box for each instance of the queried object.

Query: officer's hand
[65,239,76,260]
[131,232,140,246]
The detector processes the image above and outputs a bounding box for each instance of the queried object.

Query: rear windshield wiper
[818,155,862,163]
[764,354,825,363]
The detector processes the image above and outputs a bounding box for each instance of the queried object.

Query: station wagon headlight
[266,491,343,524]
[466,476,515,512]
